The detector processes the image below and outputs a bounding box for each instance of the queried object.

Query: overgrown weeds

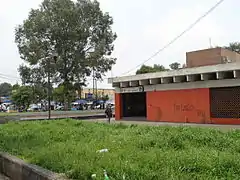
[0,120,240,179]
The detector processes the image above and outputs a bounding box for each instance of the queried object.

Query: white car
[27,104,40,112]
[55,105,64,111]
[0,104,7,112]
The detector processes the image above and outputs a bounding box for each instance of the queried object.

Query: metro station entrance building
[109,62,240,125]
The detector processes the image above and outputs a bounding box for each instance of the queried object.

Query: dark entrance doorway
[121,92,146,117]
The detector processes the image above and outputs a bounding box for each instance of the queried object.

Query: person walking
[105,104,113,123]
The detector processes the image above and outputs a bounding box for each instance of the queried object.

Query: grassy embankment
[0,119,240,179]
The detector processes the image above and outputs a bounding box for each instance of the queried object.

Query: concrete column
[139,79,149,86]
[149,78,160,85]
[216,72,224,80]
[173,76,187,83]
[129,81,139,87]
[161,77,173,84]
[234,70,240,78]
[120,82,129,88]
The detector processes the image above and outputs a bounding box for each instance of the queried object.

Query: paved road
[0,110,109,123]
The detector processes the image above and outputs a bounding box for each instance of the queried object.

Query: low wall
[0,152,67,180]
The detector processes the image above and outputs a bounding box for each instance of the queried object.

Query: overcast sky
[0,0,239,88]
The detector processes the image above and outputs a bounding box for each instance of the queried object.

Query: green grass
[1,120,240,179]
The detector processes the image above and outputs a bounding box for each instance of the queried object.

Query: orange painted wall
[147,88,211,123]
[115,93,122,120]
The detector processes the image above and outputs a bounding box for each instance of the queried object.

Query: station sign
[120,86,144,93]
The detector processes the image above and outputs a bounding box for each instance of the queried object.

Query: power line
[0,73,21,80]
[0,75,17,81]
[121,0,225,76]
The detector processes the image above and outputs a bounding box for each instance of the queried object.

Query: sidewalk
[89,119,240,131]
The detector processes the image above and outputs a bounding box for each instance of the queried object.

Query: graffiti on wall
[174,103,206,122]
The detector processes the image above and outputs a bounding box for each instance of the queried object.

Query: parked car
[27,104,40,112]
[0,104,7,112]
[55,105,64,111]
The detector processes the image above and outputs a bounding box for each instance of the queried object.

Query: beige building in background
[80,88,115,100]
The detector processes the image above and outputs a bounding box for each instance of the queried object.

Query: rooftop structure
[109,62,240,90]
[186,47,240,68]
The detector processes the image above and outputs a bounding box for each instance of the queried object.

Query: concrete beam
[186,74,201,82]
[120,82,129,88]
[173,76,187,83]
[139,79,149,86]
[129,81,139,87]
[110,62,240,84]
[234,70,240,78]
[201,73,217,81]
[149,78,160,85]
[161,77,173,84]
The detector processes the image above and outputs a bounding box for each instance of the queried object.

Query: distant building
[186,47,240,68]
[79,88,115,100]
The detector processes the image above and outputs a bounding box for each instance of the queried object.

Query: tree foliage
[224,42,240,54]
[136,62,184,74]
[74,82,86,99]
[53,84,75,104]
[101,94,109,101]
[0,83,12,97]
[169,62,181,70]
[15,0,117,101]
[136,64,168,74]
[11,86,33,109]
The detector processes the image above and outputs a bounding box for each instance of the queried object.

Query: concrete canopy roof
[108,62,240,88]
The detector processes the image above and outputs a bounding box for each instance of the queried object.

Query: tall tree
[15,0,117,99]
[169,62,181,70]
[136,64,167,74]
[0,83,12,97]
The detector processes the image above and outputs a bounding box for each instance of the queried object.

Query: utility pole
[95,78,98,100]
[209,38,212,48]
[47,57,51,120]
[92,68,95,100]
[47,53,58,120]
